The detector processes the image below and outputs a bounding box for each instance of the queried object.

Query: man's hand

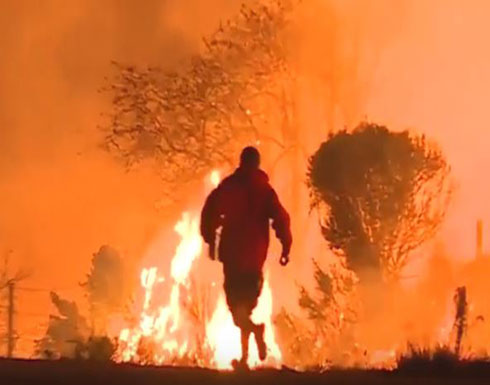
[279,251,289,266]
[208,238,216,260]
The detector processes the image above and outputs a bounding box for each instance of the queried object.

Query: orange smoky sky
[0,0,243,287]
[0,0,243,351]
[364,0,490,260]
[0,0,489,352]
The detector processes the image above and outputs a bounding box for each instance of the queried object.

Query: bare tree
[103,0,299,200]
[0,250,30,289]
[0,250,30,357]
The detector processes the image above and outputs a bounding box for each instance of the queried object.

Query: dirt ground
[1,359,490,385]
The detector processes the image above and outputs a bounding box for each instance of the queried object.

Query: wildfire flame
[206,279,282,369]
[115,170,282,369]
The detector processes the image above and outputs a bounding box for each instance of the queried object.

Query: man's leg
[231,273,267,362]
[239,322,266,363]
[230,304,250,364]
[225,269,267,364]
[236,310,266,362]
[225,273,250,366]
[254,323,266,361]
[240,323,251,364]
[237,324,266,364]
[248,271,266,361]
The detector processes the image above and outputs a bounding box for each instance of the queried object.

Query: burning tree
[308,122,451,282]
[103,0,299,201]
[276,261,359,368]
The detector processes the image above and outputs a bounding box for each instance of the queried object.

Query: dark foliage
[75,336,117,362]
[36,246,125,360]
[308,122,451,281]
[397,344,462,374]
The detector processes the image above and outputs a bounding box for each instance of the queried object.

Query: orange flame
[206,279,282,369]
[115,170,282,369]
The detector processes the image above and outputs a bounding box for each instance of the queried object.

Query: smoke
[0,0,244,277]
[363,0,490,260]
[286,0,490,361]
[1,0,490,358]
[289,0,490,263]
[0,0,242,355]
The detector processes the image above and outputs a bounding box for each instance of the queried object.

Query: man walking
[200,146,292,368]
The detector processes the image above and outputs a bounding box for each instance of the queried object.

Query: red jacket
[200,167,292,272]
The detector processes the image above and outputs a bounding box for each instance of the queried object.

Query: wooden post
[7,281,14,358]
[476,219,483,259]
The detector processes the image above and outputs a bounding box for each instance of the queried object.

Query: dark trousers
[223,265,263,329]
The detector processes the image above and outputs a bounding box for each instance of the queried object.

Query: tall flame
[117,211,203,364]
[206,279,282,369]
[115,170,282,369]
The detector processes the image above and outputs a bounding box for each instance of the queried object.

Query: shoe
[254,323,267,361]
[231,358,249,371]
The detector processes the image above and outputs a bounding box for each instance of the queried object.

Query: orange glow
[210,170,221,188]
[206,279,281,369]
[2,0,490,368]
[116,210,203,364]
[114,171,282,368]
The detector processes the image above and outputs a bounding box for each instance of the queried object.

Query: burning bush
[308,122,452,282]
[36,246,126,361]
[275,260,360,368]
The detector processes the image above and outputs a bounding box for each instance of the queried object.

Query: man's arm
[269,188,292,264]
[200,187,222,259]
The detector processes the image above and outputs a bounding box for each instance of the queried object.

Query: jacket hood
[234,167,269,185]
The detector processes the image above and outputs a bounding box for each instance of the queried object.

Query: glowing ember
[114,170,282,369]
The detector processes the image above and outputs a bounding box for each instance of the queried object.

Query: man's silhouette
[200,146,292,368]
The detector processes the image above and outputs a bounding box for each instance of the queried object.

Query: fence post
[7,281,14,358]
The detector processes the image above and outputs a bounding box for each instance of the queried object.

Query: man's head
[240,146,261,169]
